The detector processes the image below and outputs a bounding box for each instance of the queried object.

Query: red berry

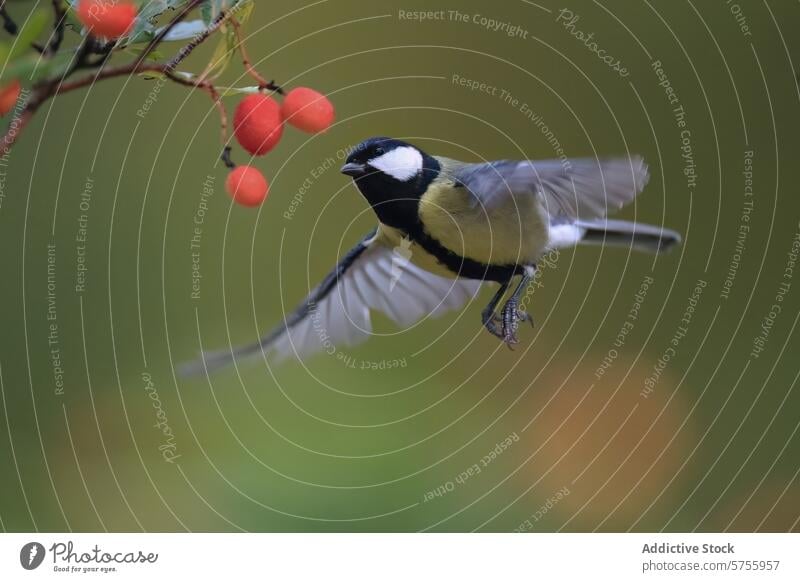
[281,87,335,133]
[233,94,284,156]
[0,80,21,116]
[77,0,137,39]
[226,166,269,207]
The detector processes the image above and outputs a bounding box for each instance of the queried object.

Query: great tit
[182,137,680,376]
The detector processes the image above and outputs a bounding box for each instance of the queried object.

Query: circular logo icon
[19,542,46,570]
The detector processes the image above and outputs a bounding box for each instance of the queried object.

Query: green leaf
[201,25,236,80]
[200,1,253,81]
[146,49,165,61]
[219,84,260,95]
[200,0,214,26]
[137,70,167,80]
[159,19,207,42]
[10,8,50,59]
[126,0,190,45]
[201,0,249,26]
[0,50,73,84]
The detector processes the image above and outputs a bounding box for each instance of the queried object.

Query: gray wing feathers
[456,156,649,221]
[180,237,482,377]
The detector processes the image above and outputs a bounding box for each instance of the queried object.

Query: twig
[48,0,66,54]
[229,17,283,94]
[166,9,230,72]
[0,2,17,35]
[204,84,228,145]
[162,70,228,145]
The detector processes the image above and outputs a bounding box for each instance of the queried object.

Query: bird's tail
[576,219,681,253]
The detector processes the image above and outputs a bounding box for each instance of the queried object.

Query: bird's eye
[374,147,385,156]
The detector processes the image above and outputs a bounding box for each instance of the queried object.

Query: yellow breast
[418,180,548,267]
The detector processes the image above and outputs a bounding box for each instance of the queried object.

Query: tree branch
[0,0,278,154]
[0,0,243,151]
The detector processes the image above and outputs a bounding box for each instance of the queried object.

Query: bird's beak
[340,162,367,178]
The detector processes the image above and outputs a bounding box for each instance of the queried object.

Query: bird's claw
[501,298,521,347]
[483,298,534,347]
[519,309,535,327]
[482,309,504,340]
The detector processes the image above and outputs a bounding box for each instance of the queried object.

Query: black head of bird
[340,137,441,229]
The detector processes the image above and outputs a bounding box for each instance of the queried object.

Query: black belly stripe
[405,223,522,283]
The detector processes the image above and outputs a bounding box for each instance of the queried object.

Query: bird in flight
[182,137,679,376]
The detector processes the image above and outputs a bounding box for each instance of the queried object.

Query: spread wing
[452,157,649,221]
[180,230,482,376]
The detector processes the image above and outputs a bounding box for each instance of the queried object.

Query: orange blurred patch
[526,353,693,530]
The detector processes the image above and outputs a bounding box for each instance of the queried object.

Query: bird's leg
[499,268,536,347]
[481,280,510,339]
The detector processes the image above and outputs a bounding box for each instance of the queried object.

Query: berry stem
[204,83,228,146]
[229,17,284,95]
[221,146,236,169]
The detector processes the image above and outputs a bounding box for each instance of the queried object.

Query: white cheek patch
[370,146,423,181]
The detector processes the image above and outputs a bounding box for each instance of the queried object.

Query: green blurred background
[0,0,798,532]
